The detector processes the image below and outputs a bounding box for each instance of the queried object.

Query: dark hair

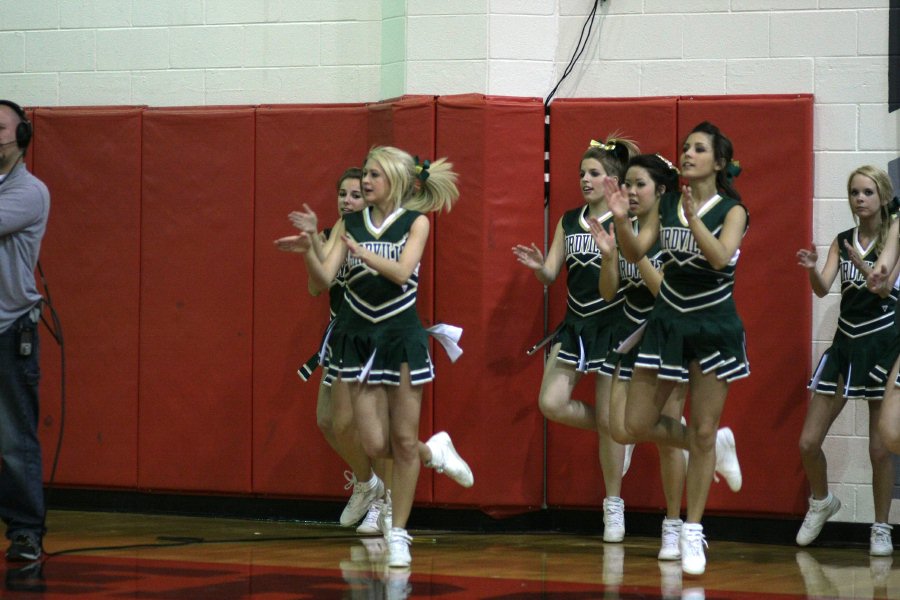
[335,167,363,191]
[687,121,741,202]
[582,132,640,181]
[626,154,679,197]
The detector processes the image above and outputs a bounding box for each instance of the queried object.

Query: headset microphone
[0,99,32,151]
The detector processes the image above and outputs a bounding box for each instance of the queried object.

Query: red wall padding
[546,98,679,509]
[29,94,813,518]
[138,108,256,493]
[33,107,144,487]
[253,104,370,498]
[433,94,546,510]
[678,95,813,516]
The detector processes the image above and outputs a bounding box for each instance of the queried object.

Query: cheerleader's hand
[796,247,818,270]
[589,218,616,256]
[682,185,696,222]
[288,203,318,235]
[843,239,871,277]
[341,233,366,260]
[603,177,629,220]
[512,243,544,270]
[274,233,311,254]
[868,263,890,293]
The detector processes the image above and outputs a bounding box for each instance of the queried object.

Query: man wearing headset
[0,100,50,562]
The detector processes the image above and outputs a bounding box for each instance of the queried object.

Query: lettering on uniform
[661,227,700,255]
[347,240,403,269]
[840,258,873,284]
[565,233,600,256]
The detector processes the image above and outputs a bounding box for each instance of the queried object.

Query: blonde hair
[847,165,895,253]
[582,131,640,180]
[364,146,459,214]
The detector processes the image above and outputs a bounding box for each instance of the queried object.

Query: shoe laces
[343,470,358,491]
[872,524,892,546]
[389,528,413,546]
[604,500,624,528]
[662,520,682,546]
[360,500,383,527]
[682,529,707,557]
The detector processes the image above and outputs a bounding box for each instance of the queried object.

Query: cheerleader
[591,154,743,562]
[608,122,748,575]
[277,168,392,534]
[292,146,473,569]
[513,135,638,543]
[803,165,897,556]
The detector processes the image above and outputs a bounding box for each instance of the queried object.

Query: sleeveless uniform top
[342,206,422,324]
[561,205,624,319]
[657,192,745,313]
[835,227,898,338]
[619,228,663,324]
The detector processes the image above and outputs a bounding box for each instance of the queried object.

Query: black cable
[544,0,602,107]
[36,262,65,536]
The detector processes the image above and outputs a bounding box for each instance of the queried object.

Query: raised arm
[343,214,429,285]
[797,238,839,298]
[682,186,747,270]
[636,256,663,297]
[305,218,348,291]
[589,218,620,302]
[867,219,900,295]
[512,218,565,286]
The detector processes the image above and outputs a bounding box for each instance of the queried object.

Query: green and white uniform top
[835,227,898,338]
[552,205,627,372]
[809,227,899,399]
[619,228,663,324]
[562,205,624,318]
[342,206,421,324]
[657,192,744,313]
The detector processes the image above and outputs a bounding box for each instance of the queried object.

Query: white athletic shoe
[379,489,393,537]
[356,498,385,535]
[714,427,742,492]
[622,444,635,476]
[680,523,707,576]
[870,523,894,557]
[425,431,474,487]
[796,493,841,546]
[658,518,683,560]
[340,472,384,527]
[602,496,625,543]
[386,527,413,569]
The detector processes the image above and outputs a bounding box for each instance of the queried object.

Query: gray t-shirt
[0,163,50,334]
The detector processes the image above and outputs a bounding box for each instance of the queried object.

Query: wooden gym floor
[2,509,894,599]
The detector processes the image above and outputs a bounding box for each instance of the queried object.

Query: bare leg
[330,379,374,479]
[596,374,625,497]
[538,343,594,430]
[624,367,684,448]
[659,385,688,518]
[869,400,895,524]
[798,389,846,500]
[608,371,631,444]
[878,356,900,453]
[387,366,423,530]
[684,362,728,524]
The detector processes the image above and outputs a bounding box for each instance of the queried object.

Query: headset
[0,99,32,150]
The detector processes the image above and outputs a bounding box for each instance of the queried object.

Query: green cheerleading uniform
[810,228,899,399]
[635,192,749,382]
[599,230,663,381]
[297,228,347,384]
[551,205,626,373]
[325,206,435,386]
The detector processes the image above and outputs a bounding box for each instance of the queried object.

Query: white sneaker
[602,496,625,543]
[871,523,894,556]
[379,489,393,537]
[340,472,384,527]
[356,498,384,534]
[425,431,474,488]
[680,523,707,576]
[622,444,635,476]
[796,493,841,546]
[714,428,742,492]
[658,518,683,560]
[387,527,413,568]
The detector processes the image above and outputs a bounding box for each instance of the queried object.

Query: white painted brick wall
[0,0,896,524]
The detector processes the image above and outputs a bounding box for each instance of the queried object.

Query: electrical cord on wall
[36,261,65,530]
[544,0,603,107]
